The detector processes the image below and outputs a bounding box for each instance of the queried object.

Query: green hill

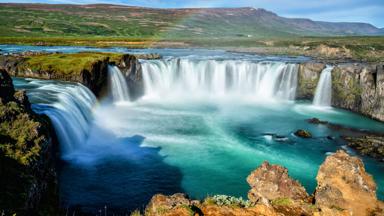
[0,3,383,39]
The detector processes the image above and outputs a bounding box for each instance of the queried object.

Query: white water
[31,83,96,156]
[108,65,130,102]
[141,59,298,101]
[313,66,334,107]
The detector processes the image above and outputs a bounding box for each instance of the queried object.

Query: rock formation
[143,150,383,216]
[314,150,383,215]
[247,161,310,205]
[294,129,312,138]
[332,63,384,122]
[297,62,325,99]
[0,52,159,99]
[298,62,384,122]
[0,69,58,215]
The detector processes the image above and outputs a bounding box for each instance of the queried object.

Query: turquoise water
[8,45,384,213]
[102,99,384,200]
[14,76,384,214]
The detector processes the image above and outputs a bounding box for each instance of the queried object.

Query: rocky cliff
[332,63,384,121]
[0,69,58,215]
[143,150,383,216]
[297,62,325,99]
[298,62,384,122]
[0,52,160,99]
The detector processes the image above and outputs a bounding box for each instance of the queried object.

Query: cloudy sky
[2,0,384,27]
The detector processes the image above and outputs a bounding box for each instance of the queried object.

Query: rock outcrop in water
[0,69,58,215]
[143,150,383,216]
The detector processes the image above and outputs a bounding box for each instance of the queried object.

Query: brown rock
[294,129,312,138]
[247,161,309,205]
[145,193,193,216]
[314,150,381,215]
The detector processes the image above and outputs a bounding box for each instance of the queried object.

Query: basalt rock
[297,62,325,100]
[331,63,384,121]
[343,135,384,159]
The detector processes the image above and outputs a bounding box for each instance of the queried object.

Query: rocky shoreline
[142,151,383,216]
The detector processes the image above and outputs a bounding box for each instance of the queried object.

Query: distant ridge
[0,3,383,38]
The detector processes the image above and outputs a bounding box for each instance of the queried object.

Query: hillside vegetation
[0,3,383,39]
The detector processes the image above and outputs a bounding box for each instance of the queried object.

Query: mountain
[0,3,383,38]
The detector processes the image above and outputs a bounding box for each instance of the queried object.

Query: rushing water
[13,78,96,156]
[10,47,384,214]
[313,66,333,107]
[141,59,298,101]
[108,65,130,102]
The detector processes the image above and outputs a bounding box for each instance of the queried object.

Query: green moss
[21,52,125,77]
[271,198,293,206]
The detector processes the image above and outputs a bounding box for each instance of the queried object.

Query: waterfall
[313,66,334,107]
[140,59,298,101]
[108,65,130,102]
[31,83,96,155]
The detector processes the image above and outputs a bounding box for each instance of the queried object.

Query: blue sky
[2,0,384,27]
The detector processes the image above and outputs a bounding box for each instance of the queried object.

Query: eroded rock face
[332,63,384,121]
[297,62,325,99]
[247,161,309,204]
[314,150,382,215]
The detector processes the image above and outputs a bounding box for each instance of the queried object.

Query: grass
[19,52,126,76]
[271,198,293,206]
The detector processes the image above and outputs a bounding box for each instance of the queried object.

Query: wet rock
[343,135,384,159]
[314,150,382,215]
[246,161,309,205]
[307,118,328,124]
[294,129,312,138]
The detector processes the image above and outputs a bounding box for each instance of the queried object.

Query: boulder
[246,161,309,205]
[314,150,382,215]
[294,129,312,138]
